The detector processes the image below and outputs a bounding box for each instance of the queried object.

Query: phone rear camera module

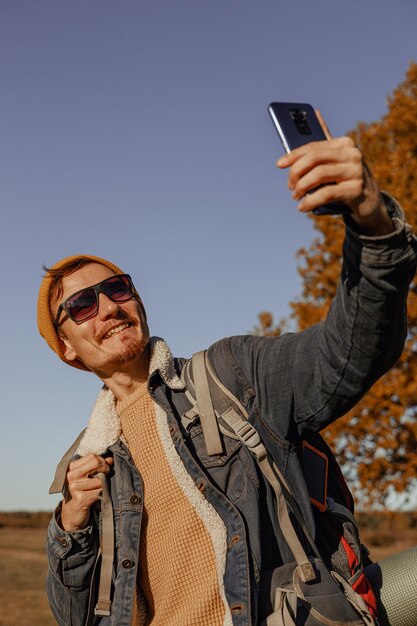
[290,108,312,136]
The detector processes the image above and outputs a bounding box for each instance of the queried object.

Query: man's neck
[99,344,151,402]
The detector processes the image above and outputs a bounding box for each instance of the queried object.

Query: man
[38,137,416,626]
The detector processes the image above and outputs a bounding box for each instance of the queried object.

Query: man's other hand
[61,453,114,532]
[277,137,394,236]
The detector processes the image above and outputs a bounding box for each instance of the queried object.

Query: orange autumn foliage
[257,62,417,506]
[253,311,283,337]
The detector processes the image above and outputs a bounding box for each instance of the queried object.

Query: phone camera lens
[290,109,311,136]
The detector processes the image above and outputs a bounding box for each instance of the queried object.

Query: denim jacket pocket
[188,423,260,504]
[188,423,241,467]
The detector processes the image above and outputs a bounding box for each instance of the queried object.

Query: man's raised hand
[277,136,394,236]
[61,453,114,532]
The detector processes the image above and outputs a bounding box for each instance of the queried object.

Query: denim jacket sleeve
[208,194,417,441]
[45,502,99,626]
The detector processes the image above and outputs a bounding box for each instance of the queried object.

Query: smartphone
[268,102,350,216]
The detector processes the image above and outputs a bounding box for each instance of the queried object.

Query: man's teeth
[104,323,130,338]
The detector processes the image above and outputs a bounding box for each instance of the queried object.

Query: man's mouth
[102,322,132,340]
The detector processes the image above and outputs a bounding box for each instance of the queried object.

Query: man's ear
[59,333,78,362]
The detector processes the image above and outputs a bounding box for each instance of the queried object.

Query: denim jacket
[46,195,417,626]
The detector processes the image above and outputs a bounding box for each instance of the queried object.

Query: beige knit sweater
[117,383,226,626]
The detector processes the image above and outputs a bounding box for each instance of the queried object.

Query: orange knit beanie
[37,254,144,371]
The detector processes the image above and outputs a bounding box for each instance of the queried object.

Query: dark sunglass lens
[102,276,133,302]
[67,288,97,322]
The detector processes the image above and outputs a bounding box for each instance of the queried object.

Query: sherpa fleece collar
[76,337,185,456]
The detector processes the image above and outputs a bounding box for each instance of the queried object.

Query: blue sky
[1,0,416,510]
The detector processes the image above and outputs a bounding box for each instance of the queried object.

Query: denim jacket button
[122,558,134,569]
[130,494,141,505]
[229,534,240,547]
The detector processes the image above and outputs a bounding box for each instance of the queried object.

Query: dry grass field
[0,511,416,625]
[0,521,55,626]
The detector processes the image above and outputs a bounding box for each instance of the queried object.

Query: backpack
[181,350,378,626]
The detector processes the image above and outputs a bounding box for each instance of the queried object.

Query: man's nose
[97,293,119,319]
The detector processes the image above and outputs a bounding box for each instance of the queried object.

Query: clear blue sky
[1,0,416,510]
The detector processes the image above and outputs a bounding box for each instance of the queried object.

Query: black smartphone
[268,102,350,216]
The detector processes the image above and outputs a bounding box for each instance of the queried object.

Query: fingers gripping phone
[268,102,350,216]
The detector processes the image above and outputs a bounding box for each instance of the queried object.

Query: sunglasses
[54,274,136,327]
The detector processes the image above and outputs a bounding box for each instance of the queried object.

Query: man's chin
[81,336,151,377]
[104,337,150,367]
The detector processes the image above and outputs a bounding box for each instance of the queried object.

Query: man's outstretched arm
[208,138,416,439]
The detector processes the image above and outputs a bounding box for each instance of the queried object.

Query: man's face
[51,263,150,375]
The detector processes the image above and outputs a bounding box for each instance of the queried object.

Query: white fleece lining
[154,401,233,626]
[148,336,185,391]
[76,337,185,456]
[77,386,120,456]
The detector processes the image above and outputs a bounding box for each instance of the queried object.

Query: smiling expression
[51,263,150,375]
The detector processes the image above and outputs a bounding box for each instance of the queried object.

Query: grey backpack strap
[190,351,223,456]
[180,360,202,431]
[49,429,87,494]
[191,350,316,582]
[94,473,114,617]
[203,351,320,560]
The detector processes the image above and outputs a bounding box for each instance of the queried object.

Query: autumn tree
[257,62,417,507]
[253,311,283,337]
